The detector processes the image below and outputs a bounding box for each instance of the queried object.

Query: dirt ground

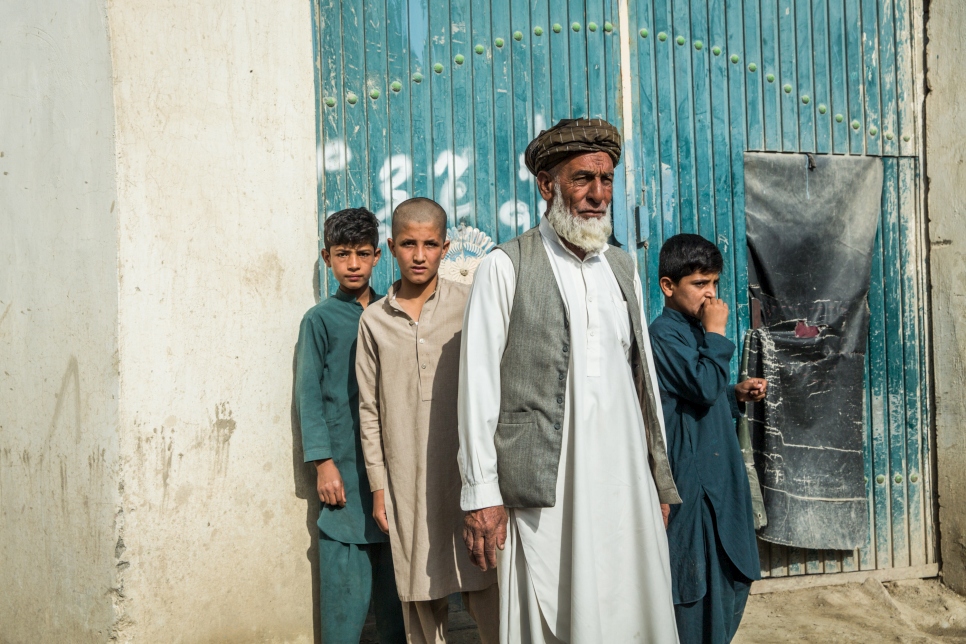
[362,578,966,642]
[735,578,966,643]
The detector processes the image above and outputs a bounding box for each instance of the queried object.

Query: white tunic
[458,217,680,644]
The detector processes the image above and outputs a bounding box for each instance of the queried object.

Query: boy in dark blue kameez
[295,208,406,644]
[648,234,767,644]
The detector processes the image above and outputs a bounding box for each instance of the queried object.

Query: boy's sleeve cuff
[460,481,504,511]
[727,386,745,419]
[303,448,332,464]
[704,332,736,351]
[366,465,387,491]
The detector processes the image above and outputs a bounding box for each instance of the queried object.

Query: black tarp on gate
[744,152,882,551]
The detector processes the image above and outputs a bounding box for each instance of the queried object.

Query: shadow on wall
[313,258,321,305]
[292,258,323,644]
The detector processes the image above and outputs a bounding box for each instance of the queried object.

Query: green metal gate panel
[313,0,631,292]
[312,0,933,580]
[623,0,932,578]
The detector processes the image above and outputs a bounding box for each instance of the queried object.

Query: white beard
[545,184,612,253]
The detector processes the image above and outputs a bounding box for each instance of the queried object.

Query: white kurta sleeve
[634,271,669,447]
[458,250,517,511]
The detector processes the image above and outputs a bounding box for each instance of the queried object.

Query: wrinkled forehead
[555,151,616,177]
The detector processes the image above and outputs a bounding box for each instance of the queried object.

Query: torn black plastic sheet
[744,152,882,551]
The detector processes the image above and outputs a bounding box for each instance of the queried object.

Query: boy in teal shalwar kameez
[648,234,767,644]
[295,208,406,644]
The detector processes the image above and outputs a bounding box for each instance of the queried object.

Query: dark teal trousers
[319,534,406,644]
[673,498,753,644]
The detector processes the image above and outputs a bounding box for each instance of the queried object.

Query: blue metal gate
[313,0,933,581]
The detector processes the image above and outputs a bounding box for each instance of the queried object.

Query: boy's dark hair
[324,207,380,250]
[658,233,723,282]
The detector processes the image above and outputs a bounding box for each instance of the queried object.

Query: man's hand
[735,378,768,403]
[700,297,729,336]
[315,459,346,508]
[372,489,390,534]
[661,503,670,529]
[463,505,508,572]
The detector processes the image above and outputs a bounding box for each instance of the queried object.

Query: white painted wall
[926,0,966,597]
[109,0,321,640]
[0,1,120,642]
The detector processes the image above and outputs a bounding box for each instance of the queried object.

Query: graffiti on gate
[321,116,550,234]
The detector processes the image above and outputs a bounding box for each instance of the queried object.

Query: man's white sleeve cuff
[460,481,504,511]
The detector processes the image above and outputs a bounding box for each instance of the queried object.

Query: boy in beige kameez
[356,198,498,644]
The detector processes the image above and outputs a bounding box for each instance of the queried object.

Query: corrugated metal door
[313,0,633,291]
[313,0,933,582]
[624,0,933,580]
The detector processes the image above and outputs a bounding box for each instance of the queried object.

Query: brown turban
[524,117,622,176]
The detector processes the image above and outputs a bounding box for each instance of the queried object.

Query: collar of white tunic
[538,216,609,263]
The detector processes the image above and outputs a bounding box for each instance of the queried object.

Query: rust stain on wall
[209,402,236,477]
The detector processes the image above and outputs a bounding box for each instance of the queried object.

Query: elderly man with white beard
[457,118,682,643]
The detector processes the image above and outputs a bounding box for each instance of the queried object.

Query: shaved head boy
[357,197,499,643]
[390,197,448,238]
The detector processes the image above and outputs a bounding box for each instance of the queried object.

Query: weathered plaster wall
[926,0,966,595]
[108,0,321,641]
[0,1,120,642]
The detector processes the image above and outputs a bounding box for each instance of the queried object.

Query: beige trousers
[401,583,500,644]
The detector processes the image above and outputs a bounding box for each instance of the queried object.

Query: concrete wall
[926,0,966,595]
[109,0,321,641]
[0,1,120,642]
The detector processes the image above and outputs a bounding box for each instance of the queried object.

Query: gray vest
[495,226,682,508]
